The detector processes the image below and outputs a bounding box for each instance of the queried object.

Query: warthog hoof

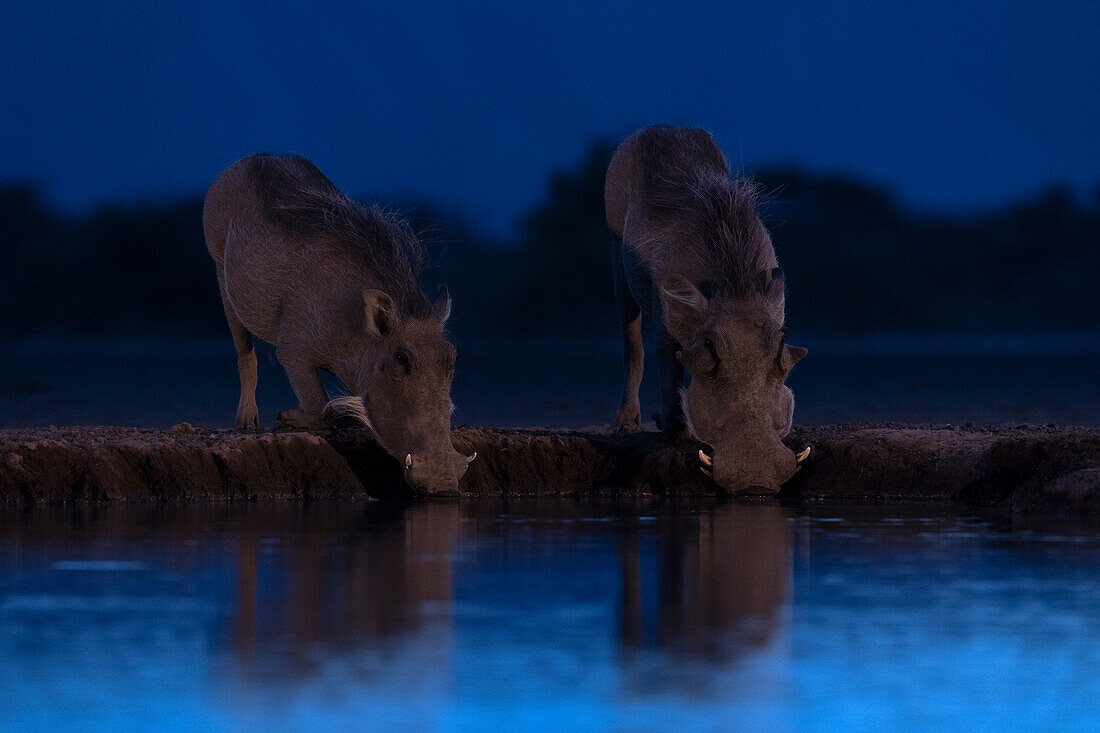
[417,486,462,498]
[235,405,259,431]
[275,409,329,432]
[614,405,642,433]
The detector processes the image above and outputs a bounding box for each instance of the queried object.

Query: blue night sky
[2,0,1097,236]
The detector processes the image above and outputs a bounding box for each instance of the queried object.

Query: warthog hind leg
[217,272,259,430]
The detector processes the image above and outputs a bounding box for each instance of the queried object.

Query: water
[3,336,1099,730]
[2,500,1099,732]
[2,335,1100,428]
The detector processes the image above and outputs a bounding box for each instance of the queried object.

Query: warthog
[203,154,474,494]
[605,126,809,495]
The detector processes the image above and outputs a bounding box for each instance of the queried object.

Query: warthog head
[660,269,807,496]
[355,285,474,494]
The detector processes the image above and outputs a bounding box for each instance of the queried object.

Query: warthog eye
[703,337,720,368]
[394,350,411,373]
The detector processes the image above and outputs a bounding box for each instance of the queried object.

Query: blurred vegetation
[1,142,1097,340]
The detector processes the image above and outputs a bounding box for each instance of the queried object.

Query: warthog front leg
[657,325,689,440]
[612,238,643,431]
[275,408,329,431]
[614,313,644,432]
[276,351,330,431]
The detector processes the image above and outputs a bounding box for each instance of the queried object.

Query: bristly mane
[634,127,774,304]
[249,154,430,317]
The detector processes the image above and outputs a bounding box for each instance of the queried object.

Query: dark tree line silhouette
[1,142,1097,339]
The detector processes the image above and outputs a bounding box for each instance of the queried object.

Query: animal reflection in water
[228,502,789,676]
[618,504,790,659]
[229,503,461,679]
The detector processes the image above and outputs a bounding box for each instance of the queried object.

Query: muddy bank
[1,423,1098,512]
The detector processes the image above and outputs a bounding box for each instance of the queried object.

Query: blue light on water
[1,502,1099,732]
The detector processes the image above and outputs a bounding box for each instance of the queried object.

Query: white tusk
[796,446,811,463]
[700,465,713,479]
[698,449,713,468]
[466,451,477,465]
[405,453,412,470]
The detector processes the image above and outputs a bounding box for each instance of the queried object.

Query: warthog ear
[659,275,708,342]
[433,284,452,324]
[778,343,808,372]
[362,289,397,336]
[756,267,785,304]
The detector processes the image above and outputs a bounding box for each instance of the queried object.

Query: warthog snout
[699,441,810,496]
[402,447,476,495]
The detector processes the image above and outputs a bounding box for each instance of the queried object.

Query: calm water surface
[3,336,1099,428]
[1,500,1098,732]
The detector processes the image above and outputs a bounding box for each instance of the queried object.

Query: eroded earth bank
[1,423,1099,513]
